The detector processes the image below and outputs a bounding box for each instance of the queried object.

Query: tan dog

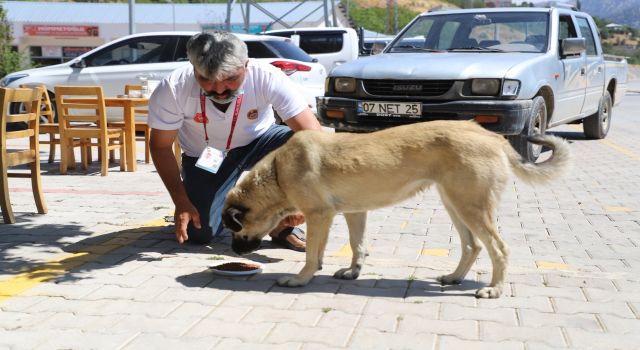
[222,120,569,298]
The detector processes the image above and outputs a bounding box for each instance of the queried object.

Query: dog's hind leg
[436,190,482,285]
[334,211,368,280]
[438,186,508,298]
[277,212,335,287]
[467,217,509,298]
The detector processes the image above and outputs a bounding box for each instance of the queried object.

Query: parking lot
[0,80,639,349]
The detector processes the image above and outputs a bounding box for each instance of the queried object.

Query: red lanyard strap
[227,94,243,152]
[199,94,209,143]
[199,93,244,152]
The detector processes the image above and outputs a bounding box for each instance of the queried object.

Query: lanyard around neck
[199,93,244,152]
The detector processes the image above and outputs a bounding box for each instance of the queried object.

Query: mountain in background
[580,0,640,29]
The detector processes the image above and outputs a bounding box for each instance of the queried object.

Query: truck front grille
[363,79,454,97]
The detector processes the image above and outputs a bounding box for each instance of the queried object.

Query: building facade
[2,1,335,66]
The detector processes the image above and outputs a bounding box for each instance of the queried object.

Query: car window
[245,41,278,58]
[85,36,172,67]
[258,40,315,62]
[174,36,189,62]
[173,37,314,63]
[298,33,343,54]
[559,15,578,40]
[438,22,459,49]
[576,17,597,56]
[361,38,392,55]
[391,12,549,53]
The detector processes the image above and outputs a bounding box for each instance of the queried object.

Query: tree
[0,4,26,78]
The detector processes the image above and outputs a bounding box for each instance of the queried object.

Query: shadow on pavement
[548,130,588,141]
[1,218,486,299]
[175,269,484,298]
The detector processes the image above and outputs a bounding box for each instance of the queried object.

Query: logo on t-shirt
[247,109,258,120]
[193,112,208,124]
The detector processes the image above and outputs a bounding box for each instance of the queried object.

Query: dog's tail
[505,134,570,184]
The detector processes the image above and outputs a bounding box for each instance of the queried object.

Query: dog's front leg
[334,211,367,280]
[277,212,335,287]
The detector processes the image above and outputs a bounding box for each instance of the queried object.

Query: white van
[262,27,360,73]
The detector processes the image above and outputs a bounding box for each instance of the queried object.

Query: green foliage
[0,4,29,77]
[445,0,485,8]
[602,42,640,64]
[513,1,535,6]
[347,2,419,35]
[592,15,640,64]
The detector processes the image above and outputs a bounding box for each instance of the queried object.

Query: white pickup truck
[316,7,628,162]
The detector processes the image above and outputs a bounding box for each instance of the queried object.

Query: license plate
[357,101,422,118]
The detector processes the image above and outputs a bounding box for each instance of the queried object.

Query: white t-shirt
[148,60,307,157]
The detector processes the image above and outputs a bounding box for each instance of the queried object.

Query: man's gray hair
[187,31,248,81]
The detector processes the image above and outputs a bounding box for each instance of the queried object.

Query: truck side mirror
[560,37,586,57]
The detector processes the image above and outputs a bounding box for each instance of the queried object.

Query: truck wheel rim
[601,100,610,132]
[531,109,543,156]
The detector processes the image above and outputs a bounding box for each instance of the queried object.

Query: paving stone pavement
[1,83,639,349]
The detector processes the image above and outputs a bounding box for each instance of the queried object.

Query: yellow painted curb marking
[421,249,450,257]
[0,252,89,302]
[0,217,170,303]
[606,206,632,212]
[335,246,450,257]
[568,124,640,160]
[599,139,640,161]
[536,261,570,270]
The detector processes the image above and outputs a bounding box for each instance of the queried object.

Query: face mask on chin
[205,88,244,104]
[202,72,247,104]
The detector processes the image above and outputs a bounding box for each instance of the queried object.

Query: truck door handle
[580,68,586,75]
[597,66,603,73]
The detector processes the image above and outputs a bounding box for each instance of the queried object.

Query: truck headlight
[502,79,520,97]
[471,79,500,96]
[334,77,356,93]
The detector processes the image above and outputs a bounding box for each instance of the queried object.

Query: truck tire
[507,95,547,163]
[583,91,612,139]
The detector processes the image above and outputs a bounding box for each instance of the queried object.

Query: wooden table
[105,96,149,172]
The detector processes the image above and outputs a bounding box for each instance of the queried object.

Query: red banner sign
[63,47,93,58]
[24,25,99,37]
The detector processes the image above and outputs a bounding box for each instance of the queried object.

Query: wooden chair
[108,84,151,163]
[20,83,58,163]
[0,87,47,224]
[54,86,125,176]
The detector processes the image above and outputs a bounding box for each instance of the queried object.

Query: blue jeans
[181,124,293,244]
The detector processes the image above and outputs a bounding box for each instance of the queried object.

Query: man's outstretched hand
[174,201,201,244]
[281,212,305,227]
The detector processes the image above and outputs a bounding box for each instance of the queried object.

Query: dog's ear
[222,206,245,232]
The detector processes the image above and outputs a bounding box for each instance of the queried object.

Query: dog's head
[222,153,294,255]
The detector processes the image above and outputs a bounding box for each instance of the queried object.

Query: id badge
[195,146,225,174]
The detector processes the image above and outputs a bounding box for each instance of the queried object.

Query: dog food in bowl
[209,261,263,276]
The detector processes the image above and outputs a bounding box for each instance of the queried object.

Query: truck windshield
[388,12,550,53]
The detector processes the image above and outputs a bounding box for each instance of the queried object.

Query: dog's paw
[277,275,310,287]
[475,286,502,299]
[436,274,463,285]
[333,266,361,280]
